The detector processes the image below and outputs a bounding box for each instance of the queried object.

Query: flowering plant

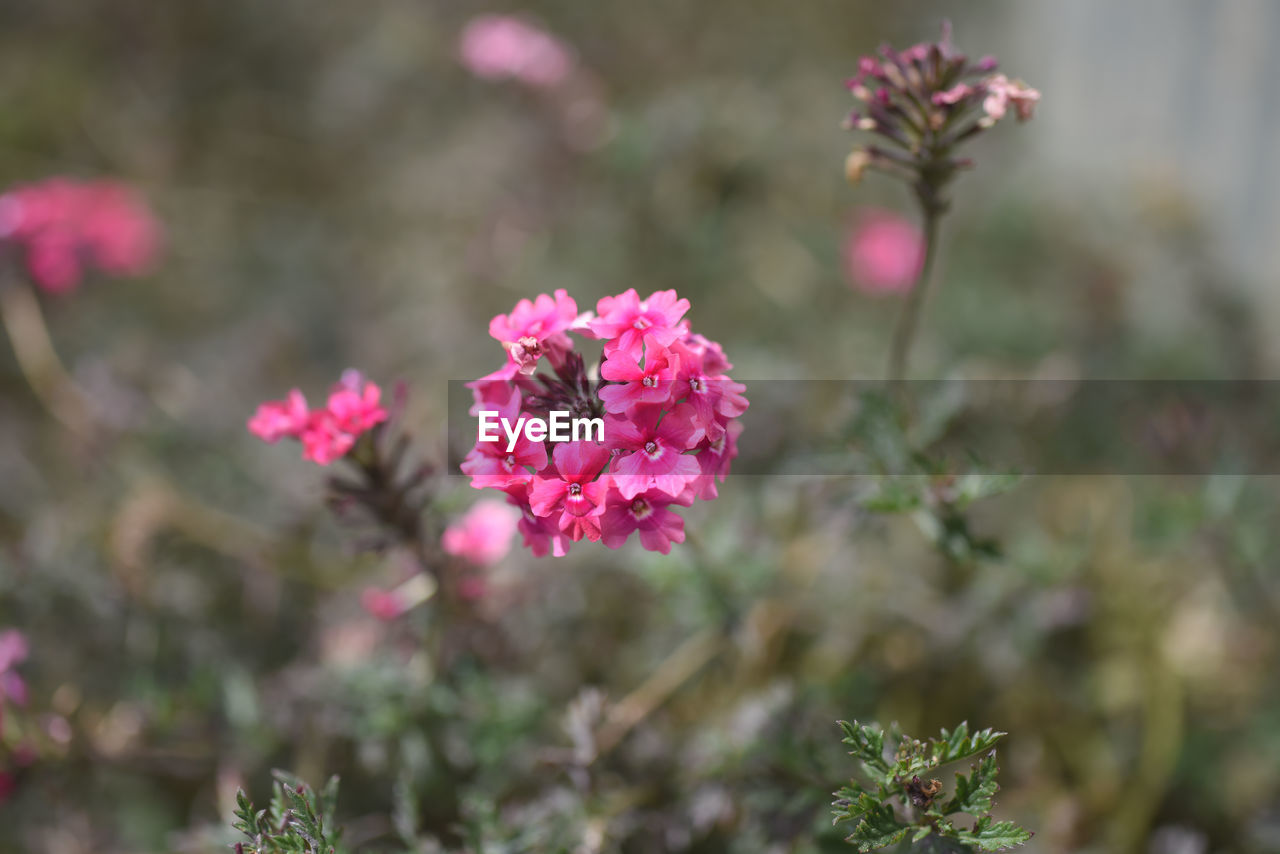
[463,288,747,557]
[0,178,160,294]
[842,24,1039,383]
[248,370,389,465]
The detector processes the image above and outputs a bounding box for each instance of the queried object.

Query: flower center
[689,377,703,392]
[644,440,659,456]
[630,497,652,518]
[642,375,657,388]
[568,482,582,496]
[632,316,652,330]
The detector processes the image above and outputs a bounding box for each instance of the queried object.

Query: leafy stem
[832,720,1032,852]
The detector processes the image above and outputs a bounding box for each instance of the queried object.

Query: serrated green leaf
[839,720,889,775]
[846,802,910,852]
[942,752,1000,816]
[934,723,1006,764]
[956,816,1033,851]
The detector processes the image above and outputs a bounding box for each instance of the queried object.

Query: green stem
[886,204,942,390]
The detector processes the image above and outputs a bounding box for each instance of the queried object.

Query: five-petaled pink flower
[599,487,692,555]
[0,178,160,293]
[528,441,612,543]
[844,209,924,295]
[443,499,520,567]
[589,289,691,359]
[488,288,580,377]
[459,15,575,90]
[598,343,681,413]
[607,404,704,500]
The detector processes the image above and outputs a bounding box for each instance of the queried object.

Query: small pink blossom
[932,83,973,106]
[488,288,580,377]
[599,486,692,554]
[247,390,310,443]
[528,442,611,543]
[459,15,575,90]
[360,587,408,621]
[982,74,1040,122]
[0,630,27,708]
[844,210,924,295]
[442,499,520,566]
[598,343,681,414]
[0,178,160,293]
[299,410,357,465]
[607,404,704,500]
[589,289,691,359]
[249,372,387,466]
[460,386,547,489]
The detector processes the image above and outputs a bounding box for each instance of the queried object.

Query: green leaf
[845,801,910,852]
[839,720,889,775]
[934,722,1005,764]
[956,816,1033,851]
[832,784,871,826]
[942,751,1000,816]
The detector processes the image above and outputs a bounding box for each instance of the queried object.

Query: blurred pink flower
[360,587,407,621]
[0,178,160,293]
[459,15,574,89]
[982,74,1040,122]
[442,499,519,567]
[0,630,27,708]
[248,372,387,466]
[247,390,310,443]
[843,210,924,295]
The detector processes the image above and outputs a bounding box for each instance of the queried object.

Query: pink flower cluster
[844,209,925,295]
[841,24,1039,191]
[248,370,388,465]
[463,288,747,557]
[0,178,160,293]
[458,15,574,90]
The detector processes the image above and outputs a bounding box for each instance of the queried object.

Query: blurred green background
[1,1,1279,852]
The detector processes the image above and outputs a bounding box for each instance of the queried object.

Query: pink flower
[488,289,580,377]
[247,390,310,442]
[844,209,924,295]
[361,587,407,621]
[607,404,704,500]
[299,410,357,465]
[0,178,160,293]
[982,74,1040,122]
[460,386,547,489]
[932,83,973,106]
[599,486,693,554]
[326,374,388,435]
[459,15,574,90]
[598,342,680,414]
[442,499,520,566]
[692,419,743,500]
[0,630,27,708]
[528,442,611,543]
[589,289,691,359]
[249,372,388,466]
